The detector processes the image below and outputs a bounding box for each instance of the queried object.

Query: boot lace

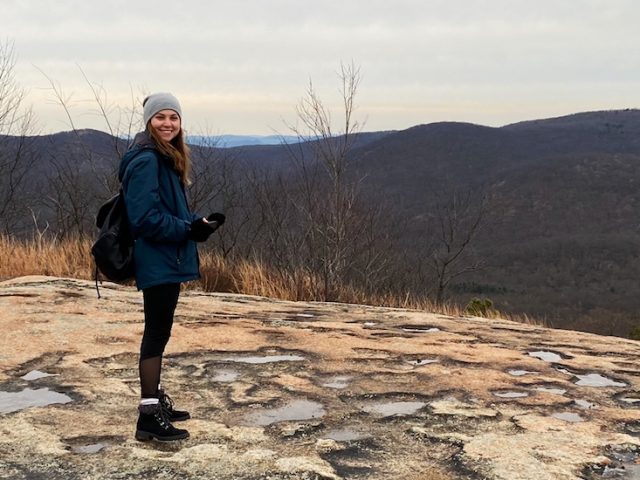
[153,401,172,430]
[159,390,175,414]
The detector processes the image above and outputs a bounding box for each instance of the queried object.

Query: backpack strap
[94,263,101,299]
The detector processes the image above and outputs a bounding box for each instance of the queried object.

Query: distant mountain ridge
[188,134,301,148]
[11,108,640,336]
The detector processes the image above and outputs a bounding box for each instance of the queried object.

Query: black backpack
[91,189,135,296]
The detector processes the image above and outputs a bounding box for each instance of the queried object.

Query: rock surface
[1,276,640,479]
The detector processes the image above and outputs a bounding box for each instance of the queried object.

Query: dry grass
[0,235,94,280]
[0,235,541,325]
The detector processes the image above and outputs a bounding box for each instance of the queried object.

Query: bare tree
[265,62,391,300]
[0,39,38,235]
[426,186,490,304]
[36,68,139,237]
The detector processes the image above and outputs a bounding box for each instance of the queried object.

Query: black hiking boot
[158,388,191,422]
[135,402,189,442]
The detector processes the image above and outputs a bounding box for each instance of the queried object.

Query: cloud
[4,0,640,133]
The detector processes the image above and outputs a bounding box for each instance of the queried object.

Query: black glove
[205,213,226,233]
[188,217,216,242]
[207,212,226,227]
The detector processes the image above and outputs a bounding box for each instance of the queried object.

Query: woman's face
[150,109,181,142]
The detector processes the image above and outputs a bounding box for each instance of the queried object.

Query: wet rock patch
[242,399,326,426]
[20,370,57,381]
[575,373,627,388]
[360,400,427,417]
[222,354,306,364]
[397,324,442,334]
[322,427,370,442]
[551,412,585,423]
[535,386,568,395]
[211,369,241,383]
[321,375,352,389]
[492,390,529,399]
[528,350,565,362]
[0,387,73,414]
[507,369,537,377]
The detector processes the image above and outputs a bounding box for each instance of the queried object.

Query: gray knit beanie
[142,92,182,126]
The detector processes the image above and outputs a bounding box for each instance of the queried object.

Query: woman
[119,92,223,441]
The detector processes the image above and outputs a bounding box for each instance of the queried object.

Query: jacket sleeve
[122,151,191,242]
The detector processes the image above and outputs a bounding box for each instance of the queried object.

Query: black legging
[139,283,180,398]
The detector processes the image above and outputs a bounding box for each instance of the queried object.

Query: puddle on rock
[322,428,369,442]
[492,391,529,399]
[72,443,108,454]
[321,376,352,389]
[575,373,627,388]
[223,354,305,364]
[407,358,438,366]
[242,400,325,426]
[619,396,640,405]
[508,369,537,377]
[361,400,427,417]
[20,370,58,381]
[296,313,315,318]
[211,369,241,382]
[599,464,640,479]
[0,388,72,414]
[401,327,441,333]
[599,448,640,479]
[536,387,567,395]
[528,351,563,362]
[552,412,584,423]
[363,322,377,327]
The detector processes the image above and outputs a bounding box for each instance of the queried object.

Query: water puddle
[619,396,640,405]
[407,358,438,366]
[321,376,352,389]
[536,387,567,395]
[211,369,241,382]
[0,388,73,414]
[575,373,627,388]
[363,322,377,327]
[492,391,529,399]
[323,428,369,442]
[602,449,640,479]
[361,400,426,417]
[72,443,108,454]
[296,313,315,318]
[599,464,640,479]
[243,400,325,426]
[508,369,537,376]
[402,327,441,333]
[223,354,305,364]
[552,412,584,423]
[21,370,58,381]
[528,351,563,362]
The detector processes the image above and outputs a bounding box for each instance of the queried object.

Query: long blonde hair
[147,125,192,185]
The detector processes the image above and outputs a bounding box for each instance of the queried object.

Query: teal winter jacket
[118,132,200,290]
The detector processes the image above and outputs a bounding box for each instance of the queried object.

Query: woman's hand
[188,217,216,242]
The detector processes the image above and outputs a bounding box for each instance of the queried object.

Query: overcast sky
[4,0,640,135]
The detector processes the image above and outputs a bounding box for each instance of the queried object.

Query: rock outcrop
[1,276,640,479]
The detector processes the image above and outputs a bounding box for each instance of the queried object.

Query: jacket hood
[118,131,157,181]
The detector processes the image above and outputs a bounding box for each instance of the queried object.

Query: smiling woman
[117,92,225,442]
